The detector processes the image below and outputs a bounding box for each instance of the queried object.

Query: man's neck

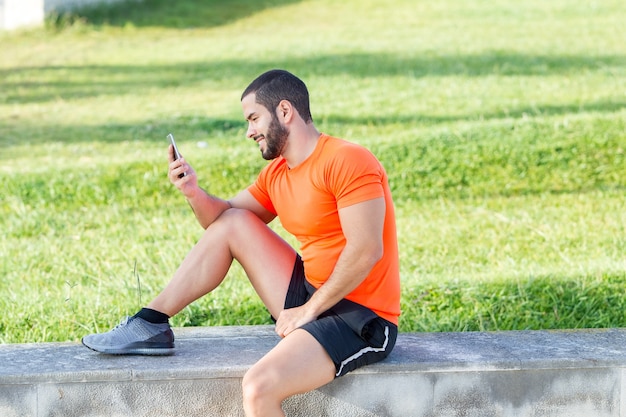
[282,125,321,169]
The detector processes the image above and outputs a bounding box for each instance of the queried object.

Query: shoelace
[113,316,131,330]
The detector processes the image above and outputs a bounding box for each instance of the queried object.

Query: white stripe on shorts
[335,325,390,377]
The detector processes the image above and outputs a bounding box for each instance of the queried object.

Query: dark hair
[241,69,313,123]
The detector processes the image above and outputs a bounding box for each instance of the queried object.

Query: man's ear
[276,100,294,123]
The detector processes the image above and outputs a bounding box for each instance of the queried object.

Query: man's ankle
[134,307,170,324]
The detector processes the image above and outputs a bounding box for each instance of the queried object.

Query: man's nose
[246,125,256,139]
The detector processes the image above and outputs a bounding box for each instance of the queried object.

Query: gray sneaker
[82,316,175,355]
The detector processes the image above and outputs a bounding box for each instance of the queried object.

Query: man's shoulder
[319,134,373,159]
[320,134,358,149]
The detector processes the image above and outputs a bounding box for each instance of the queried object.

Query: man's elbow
[362,241,384,268]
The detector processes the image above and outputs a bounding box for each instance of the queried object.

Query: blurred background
[1,0,625,343]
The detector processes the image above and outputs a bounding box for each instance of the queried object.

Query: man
[82,69,401,416]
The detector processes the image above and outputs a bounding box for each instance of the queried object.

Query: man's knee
[215,207,257,225]
[241,370,261,405]
[207,208,261,238]
[241,367,280,412]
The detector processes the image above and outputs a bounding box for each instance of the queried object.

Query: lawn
[0,0,625,343]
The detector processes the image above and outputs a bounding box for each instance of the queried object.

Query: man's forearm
[306,242,381,317]
[186,187,232,229]
[305,197,386,317]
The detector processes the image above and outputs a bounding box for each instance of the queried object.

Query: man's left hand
[275,306,317,338]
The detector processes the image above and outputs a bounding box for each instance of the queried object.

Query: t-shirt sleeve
[328,144,385,209]
[247,165,277,215]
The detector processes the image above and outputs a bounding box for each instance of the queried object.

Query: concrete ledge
[1,326,626,416]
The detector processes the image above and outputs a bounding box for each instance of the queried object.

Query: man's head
[242,70,314,160]
[241,69,313,123]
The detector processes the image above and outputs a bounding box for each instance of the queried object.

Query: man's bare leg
[148,208,297,319]
[242,329,336,417]
[147,208,333,416]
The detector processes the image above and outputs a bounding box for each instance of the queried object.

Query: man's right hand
[168,144,199,199]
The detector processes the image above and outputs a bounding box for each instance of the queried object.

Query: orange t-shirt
[247,134,400,324]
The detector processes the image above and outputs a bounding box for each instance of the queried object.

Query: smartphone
[167,133,186,178]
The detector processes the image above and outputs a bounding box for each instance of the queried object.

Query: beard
[260,115,289,160]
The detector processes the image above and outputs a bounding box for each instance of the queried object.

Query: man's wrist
[306,291,334,318]
[184,185,205,202]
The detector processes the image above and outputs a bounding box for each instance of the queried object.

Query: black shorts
[284,255,398,378]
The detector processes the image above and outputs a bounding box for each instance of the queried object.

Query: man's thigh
[226,208,297,318]
[244,329,336,399]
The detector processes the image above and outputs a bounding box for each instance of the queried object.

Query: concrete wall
[0,0,126,30]
[2,326,626,416]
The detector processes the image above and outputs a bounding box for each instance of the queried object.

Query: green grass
[1,0,625,343]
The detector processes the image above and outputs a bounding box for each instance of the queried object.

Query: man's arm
[168,146,275,228]
[275,196,386,337]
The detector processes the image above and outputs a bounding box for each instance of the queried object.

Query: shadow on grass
[47,0,305,29]
[2,96,625,148]
[3,52,625,105]
[0,116,246,147]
